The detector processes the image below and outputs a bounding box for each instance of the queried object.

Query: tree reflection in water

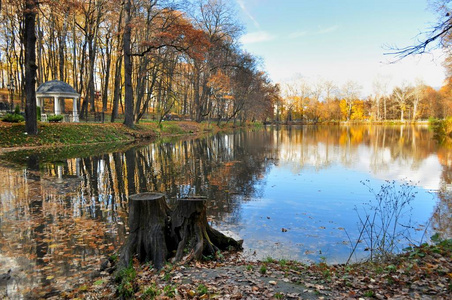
[0,125,450,297]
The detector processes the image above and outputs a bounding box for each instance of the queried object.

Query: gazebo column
[54,96,61,115]
[73,97,79,122]
[36,97,44,111]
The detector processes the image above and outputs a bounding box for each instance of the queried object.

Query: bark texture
[119,194,242,270]
[120,192,170,270]
[171,197,243,262]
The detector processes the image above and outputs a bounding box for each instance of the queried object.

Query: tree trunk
[111,56,122,123]
[101,34,111,117]
[170,197,243,262]
[120,192,171,270]
[123,0,134,128]
[24,0,38,135]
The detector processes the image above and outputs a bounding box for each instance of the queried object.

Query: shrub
[431,117,452,142]
[348,180,418,263]
[48,115,64,123]
[2,112,24,123]
[37,106,41,121]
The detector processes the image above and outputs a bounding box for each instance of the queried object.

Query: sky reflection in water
[214,126,444,263]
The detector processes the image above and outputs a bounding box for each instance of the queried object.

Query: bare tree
[392,83,413,122]
[372,75,391,120]
[341,80,362,121]
[412,79,427,121]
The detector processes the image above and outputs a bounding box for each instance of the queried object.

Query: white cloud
[317,25,339,34]
[287,25,338,40]
[240,31,276,44]
[236,0,260,29]
[288,30,308,39]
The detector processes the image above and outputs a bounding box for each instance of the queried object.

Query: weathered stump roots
[171,197,243,262]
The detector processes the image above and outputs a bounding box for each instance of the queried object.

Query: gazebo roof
[36,80,79,98]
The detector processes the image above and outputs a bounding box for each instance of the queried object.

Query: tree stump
[119,192,170,270]
[170,197,243,262]
[119,194,242,270]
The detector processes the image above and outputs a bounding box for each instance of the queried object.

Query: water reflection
[0,125,450,297]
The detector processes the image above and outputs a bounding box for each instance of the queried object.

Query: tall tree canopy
[0,0,279,128]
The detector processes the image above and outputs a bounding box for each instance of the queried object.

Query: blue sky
[235,0,446,96]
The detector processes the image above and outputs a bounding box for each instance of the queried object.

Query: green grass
[0,123,137,147]
[115,265,137,298]
[0,120,264,150]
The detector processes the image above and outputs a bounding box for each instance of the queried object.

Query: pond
[0,124,451,297]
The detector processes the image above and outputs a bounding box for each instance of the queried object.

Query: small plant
[246,264,253,271]
[142,283,159,299]
[363,290,375,297]
[197,284,208,296]
[274,292,284,299]
[78,285,88,292]
[259,265,267,274]
[115,265,137,298]
[109,253,119,262]
[163,285,176,298]
[279,259,287,266]
[93,279,104,285]
[48,114,64,123]
[216,250,225,260]
[163,271,171,282]
[265,256,275,263]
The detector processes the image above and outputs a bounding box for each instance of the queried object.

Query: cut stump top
[129,192,165,201]
[177,196,207,202]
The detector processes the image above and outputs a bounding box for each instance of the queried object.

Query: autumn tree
[189,0,242,122]
[1,0,275,126]
[340,80,362,121]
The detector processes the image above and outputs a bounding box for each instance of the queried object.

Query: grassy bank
[0,121,245,149]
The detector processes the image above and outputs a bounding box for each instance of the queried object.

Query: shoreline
[0,120,435,152]
[72,240,451,299]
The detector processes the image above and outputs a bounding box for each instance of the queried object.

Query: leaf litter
[65,239,451,299]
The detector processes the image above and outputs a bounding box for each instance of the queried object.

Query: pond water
[0,124,451,297]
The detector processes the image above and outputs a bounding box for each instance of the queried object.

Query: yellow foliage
[351,100,366,120]
[339,99,348,120]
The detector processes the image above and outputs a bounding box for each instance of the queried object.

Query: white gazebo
[36,80,80,122]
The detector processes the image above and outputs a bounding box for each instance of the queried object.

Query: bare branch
[385,16,452,60]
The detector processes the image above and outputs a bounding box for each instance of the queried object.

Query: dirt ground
[64,242,451,299]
